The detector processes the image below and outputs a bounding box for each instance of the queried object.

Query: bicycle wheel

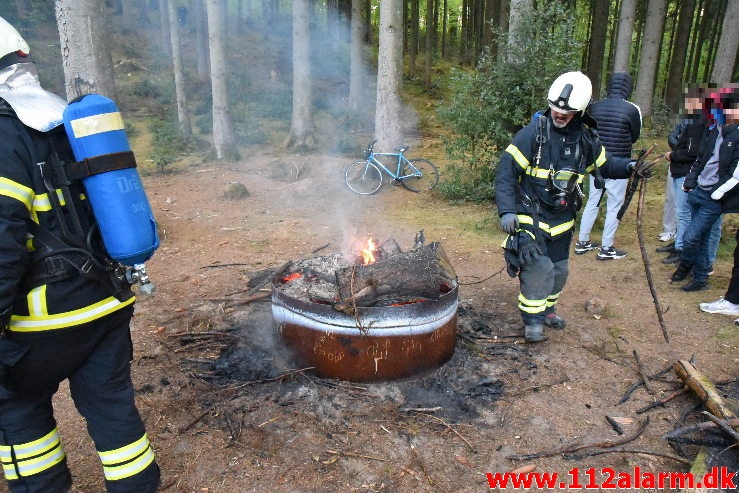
[401,159,439,192]
[345,160,383,195]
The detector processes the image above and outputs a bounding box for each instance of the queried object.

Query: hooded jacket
[588,73,642,158]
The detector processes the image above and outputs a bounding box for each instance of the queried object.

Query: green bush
[436,3,583,203]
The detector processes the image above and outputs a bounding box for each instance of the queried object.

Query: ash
[277,252,350,303]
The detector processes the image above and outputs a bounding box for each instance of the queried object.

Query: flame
[360,238,378,265]
[283,273,302,282]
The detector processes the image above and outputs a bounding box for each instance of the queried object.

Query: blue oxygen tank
[62,94,159,266]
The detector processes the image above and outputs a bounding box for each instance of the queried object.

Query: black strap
[65,151,137,181]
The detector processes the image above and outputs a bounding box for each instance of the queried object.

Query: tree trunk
[348,0,365,113]
[441,0,447,57]
[665,0,695,108]
[423,0,434,90]
[195,0,209,80]
[168,0,191,136]
[613,0,636,73]
[586,0,610,99]
[55,0,118,101]
[205,0,237,160]
[285,0,315,150]
[157,0,171,54]
[375,0,404,152]
[633,0,666,119]
[507,0,532,63]
[409,0,419,79]
[710,0,737,82]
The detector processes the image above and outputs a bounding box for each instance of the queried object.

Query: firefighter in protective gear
[495,71,637,342]
[0,16,160,492]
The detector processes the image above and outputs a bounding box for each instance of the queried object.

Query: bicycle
[345,139,439,195]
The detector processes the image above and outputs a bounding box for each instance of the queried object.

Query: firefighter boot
[524,324,547,342]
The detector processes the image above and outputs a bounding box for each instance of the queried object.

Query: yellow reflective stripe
[0,428,65,479]
[28,285,48,317]
[100,435,155,482]
[70,111,124,138]
[99,435,150,465]
[528,168,550,179]
[0,177,34,211]
[586,147,607,173]
[549,219,574,236]
[32,190,67,212]
[14,446,65,478]
[9,295,135,332]
[518,293,547,314]
[546,292,561,308]
[505,144,530,170]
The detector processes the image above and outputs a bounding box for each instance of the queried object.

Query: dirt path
[10,150,736,492]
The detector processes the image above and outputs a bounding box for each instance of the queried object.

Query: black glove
[516,232,543,267]
[627,159,654,178]
[503,235,522,278]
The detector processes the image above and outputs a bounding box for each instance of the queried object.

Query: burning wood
[273,235,458,311]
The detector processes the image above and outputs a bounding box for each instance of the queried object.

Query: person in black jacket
[575,72,641,260]
[495,71,641,342]
[697,86,739,315]
[671,87,739,292]
[0,17,160,493]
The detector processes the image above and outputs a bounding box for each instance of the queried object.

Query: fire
[360,238,378,265]
[283,272,302,282]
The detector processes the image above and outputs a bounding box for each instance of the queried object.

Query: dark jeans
[681,187,722,282]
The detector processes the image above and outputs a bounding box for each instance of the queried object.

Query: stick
[664,419,739,441]
[248,261,292,296]
[701,411,739,443]
[617,380,645,404]
[605,416,624,435]
[633,350,656,395]
[311,242,331,254]
[566,446,690,464]
[506,417,649,461]
[460,266,506,285]
[325,449,387,462]
[418,413,475,452]
[224,291,271,307]
[636,175,670,342]
[636,387,687,414]
[674,360,738,426]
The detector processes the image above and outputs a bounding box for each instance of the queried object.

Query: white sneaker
[658,232,676,242]
[699,298,739,316]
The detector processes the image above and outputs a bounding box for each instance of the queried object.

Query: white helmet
[0,16,30,60]
[547,71,592,113]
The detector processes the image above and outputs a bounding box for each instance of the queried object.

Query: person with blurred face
[494,71,643,342]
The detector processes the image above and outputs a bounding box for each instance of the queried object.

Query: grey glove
[517,233,543,266]
[500,213,519,234]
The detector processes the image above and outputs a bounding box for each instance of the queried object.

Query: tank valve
[127,263,155,295]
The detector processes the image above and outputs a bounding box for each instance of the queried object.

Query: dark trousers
[0,307,160,493]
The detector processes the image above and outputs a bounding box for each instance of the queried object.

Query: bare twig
[701,411,739,443]
[664,419,739,441]
[633,350,656,395]
[635,173,670,342]
[325,449,387,462]
[618,380,645,405]
[506,417,649,461]
[418,413,475,452]
[566,446,690,464]
[636,387,688,414]
[311,242,331,254]
[460,266,506,285]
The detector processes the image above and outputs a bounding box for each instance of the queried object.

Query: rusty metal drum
[271,285,458,382]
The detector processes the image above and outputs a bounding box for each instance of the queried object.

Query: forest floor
[11,147,738,492]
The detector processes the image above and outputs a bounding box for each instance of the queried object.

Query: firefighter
[0,16,160,492]
[495,71,645,342]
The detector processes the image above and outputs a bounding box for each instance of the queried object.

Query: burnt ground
[6,149,737,492]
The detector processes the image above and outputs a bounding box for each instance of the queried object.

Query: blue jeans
[673,176,722,265]
[682,187,723,281]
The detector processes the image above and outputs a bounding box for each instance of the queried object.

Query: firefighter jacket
[685,124,739,213]
[494,111,632,239]
[0,99,135,334]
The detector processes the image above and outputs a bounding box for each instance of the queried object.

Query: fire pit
[271,236,458,381]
